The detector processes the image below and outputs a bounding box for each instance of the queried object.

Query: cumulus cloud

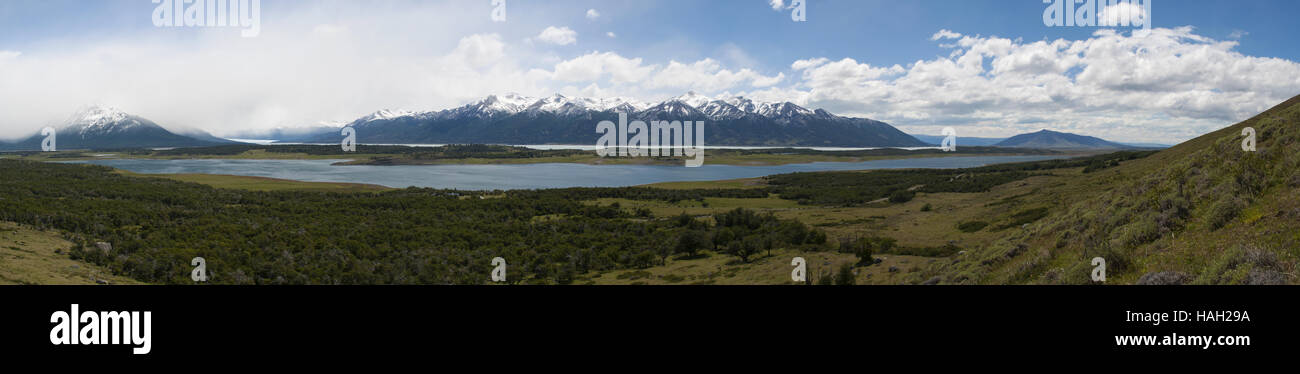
[769,0,785,11]
[931,29,962,40]
[586,9,600,20]
[606,32,617,38]
[444,34,506,68]
[537,26,577,45]
[550,52,655,83]
[759,27,1300,143]
[648,59,785,91]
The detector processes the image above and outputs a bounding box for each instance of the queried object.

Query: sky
[1,0,1298,143]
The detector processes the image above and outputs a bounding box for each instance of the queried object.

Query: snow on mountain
[357,109,416,122]
[63,105,143,136]
[669,91,714,109]
[339,92,818,126]
[757,102,815,118]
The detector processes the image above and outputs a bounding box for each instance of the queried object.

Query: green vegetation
[0,160,826,284]
[957,221,989,233]
[763,152,1155,207]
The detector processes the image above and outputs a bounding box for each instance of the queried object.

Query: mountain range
[0,106,236,151]
[0,99,1161,151]
[304,92,929,147]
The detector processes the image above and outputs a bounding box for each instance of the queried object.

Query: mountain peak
[670,91,713,108]
[66,105,131,128]
[359,109,414,122]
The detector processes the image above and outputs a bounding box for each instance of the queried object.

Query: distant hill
[911,134,1006,147]
[0,106,238,151]
[993,129,1131,150]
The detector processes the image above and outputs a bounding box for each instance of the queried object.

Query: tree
[841,238,874,267]
[674,230,710,258]
[834,263,856,285]
[726,238,761,263]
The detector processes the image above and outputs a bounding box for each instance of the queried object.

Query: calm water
[66,155,1065,190]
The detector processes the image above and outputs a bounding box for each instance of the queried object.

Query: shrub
[1206,198,1246,230]
[888,189,916,203]
[834,263,856,285]
[957,221,989,233]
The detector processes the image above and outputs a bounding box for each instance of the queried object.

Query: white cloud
[586,9,600,20]
[760,27,1300,143]
[444,34,506,68]
[769,0,785,10]
[550,52,655,84]
[606,32,617,38]
[647,59,784,91]
[931,29,962,40]
[537,26,577,45]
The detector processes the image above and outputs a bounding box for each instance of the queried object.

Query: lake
[66,155,1066,190]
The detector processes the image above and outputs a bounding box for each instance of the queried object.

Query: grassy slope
[0,222,144,285]
[925,95,1300,285]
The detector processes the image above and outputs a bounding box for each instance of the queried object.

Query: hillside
[994,129,1131,150]
[929,95,1300,284]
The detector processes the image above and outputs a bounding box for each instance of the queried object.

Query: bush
[888,189,916,203]
[1207,198,1246,230]
[957,221,989,233]
[834,263,856,285]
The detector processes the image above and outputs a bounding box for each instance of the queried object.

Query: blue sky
[1,0,1298,143]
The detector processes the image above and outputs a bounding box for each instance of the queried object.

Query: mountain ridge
[305,92,929,147]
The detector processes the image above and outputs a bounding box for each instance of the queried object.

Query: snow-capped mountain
[2,106,238,150]
[304,92,926,147]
